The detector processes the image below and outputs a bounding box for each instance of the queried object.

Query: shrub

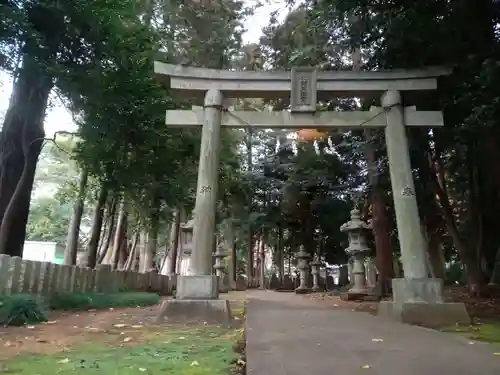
[47,292,160,311]
[0,294,48,326]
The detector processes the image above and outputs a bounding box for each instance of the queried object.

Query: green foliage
[26,197,72,242]
[46,292,160,311]
[0,292,160,326]
[0,294,48,326]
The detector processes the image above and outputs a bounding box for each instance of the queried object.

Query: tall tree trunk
[166,206,184,275]
[426,233,446,279]
[97,198,117,264]
[224,218,237,289]
[245,127,254,285]
[118,234,128,270]
[124,228,140,271]
[432,133,487,295]
[63,168,88,265]
[85,184,108,268]
[259,231,266,289]
[246,226,254,286]
[490,247,500,284]
[143,203,160,273]
[138,230,148,272]
[278,223,284,283]
[0,55,53,256]
[110,198,126,269]
[350,24,394,289]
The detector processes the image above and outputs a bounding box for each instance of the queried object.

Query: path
[245,290,500,375]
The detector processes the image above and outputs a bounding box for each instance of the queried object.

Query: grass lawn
[0,299,246,375]
[2,326,242,375]
[444,322,500,344]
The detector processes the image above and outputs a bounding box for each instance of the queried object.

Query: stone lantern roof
[340,209,371,232]
[180,219,194,232]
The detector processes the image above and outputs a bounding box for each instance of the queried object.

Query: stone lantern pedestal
[213,247,228,293]
[310,258,322,292]
[295,246,311,294]
[340,209,371,299]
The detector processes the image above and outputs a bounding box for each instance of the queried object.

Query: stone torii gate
[154,63,469,326]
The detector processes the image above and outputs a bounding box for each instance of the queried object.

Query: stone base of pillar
[340,291,367,301]
[295,286,311,294]
[156,299,232,326]
[377,278,470,327]
[176,275,219,300]
[312,285,322,292]
[157,275,232,326]
[219,275,230,293]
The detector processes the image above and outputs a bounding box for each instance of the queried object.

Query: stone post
[7,257,23,294]
[347,260,353,283]
[377,91,470,326]
[310,258,322,292]
[157,89,231,325]
[222,218,237,290]
[382,90,428,279]
[365,257,377,289]
[213,246,228,293]
[295,246,311,294]
[0,254,11,295]
[338,264,349,286]
[190,89,223,277]
[340,209,371,297]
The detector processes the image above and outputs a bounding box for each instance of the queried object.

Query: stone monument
[177,220,194,275]
[213,245,228,293]
[365,257,377,289]
[295,245,311,294]
[310,258,322,292]
[340,209,371,299]
[153,61,469,326]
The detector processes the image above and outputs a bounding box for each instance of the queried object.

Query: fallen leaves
[123,337,133,343]
[371,338,384,342]
[190,361,199,367]
[57,358,70,364]
[361,365,371,369]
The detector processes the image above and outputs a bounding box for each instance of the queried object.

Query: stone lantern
[213,243,228,293]
[179,219,194,275]
[295,245,311,294]
[340,209,371,296]
[310,258,322,292]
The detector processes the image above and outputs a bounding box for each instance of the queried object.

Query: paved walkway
[245,290,500,375]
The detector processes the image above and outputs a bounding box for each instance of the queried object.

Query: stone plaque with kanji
[291,67,317,113]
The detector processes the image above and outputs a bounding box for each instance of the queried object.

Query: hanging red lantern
[297,129,325,142]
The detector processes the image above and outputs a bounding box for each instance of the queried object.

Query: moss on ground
[2,326,240,375]
[444,322,500,343]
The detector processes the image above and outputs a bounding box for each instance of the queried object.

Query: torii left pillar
[157,89,231,325]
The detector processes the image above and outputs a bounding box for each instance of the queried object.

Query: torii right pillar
[377,90,470,327]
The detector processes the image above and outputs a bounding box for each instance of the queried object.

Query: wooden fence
[0,254,174,297]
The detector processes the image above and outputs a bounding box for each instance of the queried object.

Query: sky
[0,1,290,138]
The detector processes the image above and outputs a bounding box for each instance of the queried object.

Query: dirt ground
[300,285,500,322]
[0,293,248,359]
[0,303,162,358]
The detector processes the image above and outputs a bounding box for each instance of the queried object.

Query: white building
[23,241,64,264]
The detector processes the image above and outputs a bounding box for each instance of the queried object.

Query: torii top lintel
[153,61,450,100]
